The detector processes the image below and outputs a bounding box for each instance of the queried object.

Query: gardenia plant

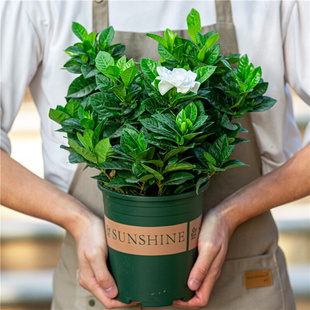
[49,9,276,196]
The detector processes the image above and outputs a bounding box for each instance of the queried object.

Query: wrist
[56,194,96,241]
[209,199,242,239]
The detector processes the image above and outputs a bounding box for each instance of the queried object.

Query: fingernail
[104,285,117,298]
[189,278,201,291]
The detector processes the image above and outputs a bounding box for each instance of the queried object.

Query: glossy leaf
[162,172,194,185]
[186,8,201,44]
[141,58,158,81]
[94,138,112,164]
[95,51,115,74]
[68,139,97,164]
[67,76,96,98]
[72,22,88,41]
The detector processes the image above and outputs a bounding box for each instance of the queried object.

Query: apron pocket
[205,248,293,310]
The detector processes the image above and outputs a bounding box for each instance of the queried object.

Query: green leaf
[87,32,96,44]
[205,33,219,49]
[163,146,193,162]
[142,133,174,151]
[81,64,100,79]
[106,65,121,78]
[194,66,216,84]
[152,114,180,134]
[68,139,97,164]
[96,74,114,90]
[80,118,95,130]
[120,128,140,153]
[88,92,107,114]
[221,114,239,131]
[64,100,81,117]
[191,115,210,132]
[214,135,229,152]
[141,159,164,168]
[139,174,155,183]
[65,45,87,56]
[163,163,196,174]
[195,176,209,194]
[67,76,96,98]
[111,85,126,101]
[186,8,202,44]
[247,82,268,99]
[205,44,220,65]
[94,138,112,164]
[141,58,158,81]
[220,145,234,165]
[60,118,84,132]
[141,164,164,181]
[72,22,88,41]
[108,177,139,189]
[98,161,132,170]
[185,102,198,124]
[237,54,249,80]
[99,26,115,50]
[146,33,168,49]
[120,65,139,87]
[247,66,262,90]
[83,129,94,149]
[158,45,176,61]
[174,183,195,194]
[176,110,186,128]
[131,162,145,178]
[77,132,90,150]
[203,152,217,166]
[221,159,249,169]
[164,28,176,48]
[68,152,85,164]
[49,108,70,124]
[252,96,277,112]
[197,45,207,62]
[95,51,115,74]
[116,55,127,71]
[162,171,194,185]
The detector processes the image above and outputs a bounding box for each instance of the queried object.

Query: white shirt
[1,0,309,192]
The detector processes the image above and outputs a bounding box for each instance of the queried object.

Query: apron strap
[92,0,235,33]
[215,0,234,23]
[92,0,109,33]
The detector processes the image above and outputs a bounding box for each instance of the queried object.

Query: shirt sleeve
[283,0,310,106]
[0,0,42,154]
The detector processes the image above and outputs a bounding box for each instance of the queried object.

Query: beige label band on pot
[104,215,202,256]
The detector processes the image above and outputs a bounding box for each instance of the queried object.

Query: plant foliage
[49,9,276,196]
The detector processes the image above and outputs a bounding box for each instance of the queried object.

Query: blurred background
[1,88,309,310]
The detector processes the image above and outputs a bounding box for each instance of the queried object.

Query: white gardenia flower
[155,67,201,96]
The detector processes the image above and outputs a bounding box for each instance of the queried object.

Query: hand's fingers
[174,249,223,309]
[83,245,118,298]
[187,241,221,291]
[79,263,132,309]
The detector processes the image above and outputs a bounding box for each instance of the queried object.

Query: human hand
[173,209,235,308]
[73,212,135,309]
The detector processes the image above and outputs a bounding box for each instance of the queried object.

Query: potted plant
[49,9,276,306]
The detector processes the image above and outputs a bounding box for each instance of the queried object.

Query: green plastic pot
[98,182,208,307]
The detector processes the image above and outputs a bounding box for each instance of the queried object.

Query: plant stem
[158,181,163,196]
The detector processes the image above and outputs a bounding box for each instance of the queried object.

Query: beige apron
[52,1,295,309]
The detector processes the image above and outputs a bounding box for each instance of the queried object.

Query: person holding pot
[1,1,309,309]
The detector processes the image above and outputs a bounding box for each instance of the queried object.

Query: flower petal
[158,80,174,95]
[176,86,191,94]
[190,82,201,94]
